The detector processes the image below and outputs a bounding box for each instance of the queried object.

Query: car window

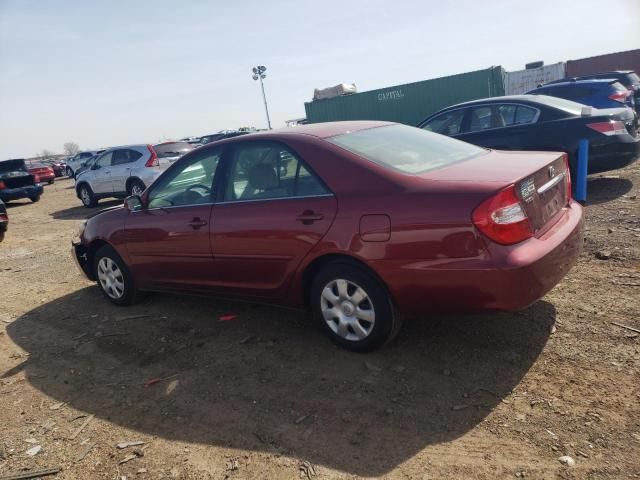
[515,105,537,124]
[422,110,465,135]
[112,149,142,166]
[496,105,516,126]
[469,106,493,132]
[147,148,222,208]
[223,143,328,202]
[95,152,113,168]
[328,124,487,175]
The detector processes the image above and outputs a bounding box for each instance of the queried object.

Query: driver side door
[90,151,114,194]
[124,147,223,291]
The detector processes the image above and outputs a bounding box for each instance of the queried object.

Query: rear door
[110,148,143,193]
[458,103,540,150]
[211,140,337,298]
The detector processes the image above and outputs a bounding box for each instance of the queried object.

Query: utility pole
[252,65,272,129]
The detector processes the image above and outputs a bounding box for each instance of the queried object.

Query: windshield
[327,124,487,175]
[530,95,586,115]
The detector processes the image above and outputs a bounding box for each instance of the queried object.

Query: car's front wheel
[30,194,40,203]
[310,262,401,352]
[78,184,96,208]
[66,167,73,177]
[93,245,140,306]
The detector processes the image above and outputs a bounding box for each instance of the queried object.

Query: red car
[27,163,56,184]
[72,122,583,351]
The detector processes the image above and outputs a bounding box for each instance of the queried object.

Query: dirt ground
[0,164,639,480]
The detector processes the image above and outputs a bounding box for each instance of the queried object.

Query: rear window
[0,160,27,172]
[530,95,585,115]
[625,73,640,84]
[327,124,486,175]
[153,142,194,158]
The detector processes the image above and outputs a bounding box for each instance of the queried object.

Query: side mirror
[124,195,143,212]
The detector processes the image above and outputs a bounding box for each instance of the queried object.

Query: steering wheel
[186,184,211,194]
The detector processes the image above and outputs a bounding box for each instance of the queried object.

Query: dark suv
[547,71,640,114]
[0,159,44,203]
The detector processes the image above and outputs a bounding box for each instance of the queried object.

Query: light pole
[252,65,272,130]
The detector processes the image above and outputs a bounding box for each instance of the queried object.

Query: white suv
[75,145,167,207]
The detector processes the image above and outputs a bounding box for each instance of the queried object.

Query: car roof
[539,78,619,87]
[214,121,394,143]
[435,95,547,110]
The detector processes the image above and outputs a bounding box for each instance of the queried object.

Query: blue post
[575,139,589,203]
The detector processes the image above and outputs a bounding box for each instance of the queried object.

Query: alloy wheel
[80,188,91,206]
[320,279,375,341]
[97,257,125,299]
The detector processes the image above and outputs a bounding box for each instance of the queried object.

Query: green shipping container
[304,66,505,125]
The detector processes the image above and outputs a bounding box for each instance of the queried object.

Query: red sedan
[72,122,583,351]
[27,163,56,184]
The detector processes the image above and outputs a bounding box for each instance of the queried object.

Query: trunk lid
[425,149,569,234]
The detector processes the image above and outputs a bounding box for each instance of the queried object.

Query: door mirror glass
[124,195,143,212]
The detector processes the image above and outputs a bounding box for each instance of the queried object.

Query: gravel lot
[1,164,639,479]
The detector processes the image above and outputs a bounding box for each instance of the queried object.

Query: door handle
[296,211,323,225]
[188,218,208,229]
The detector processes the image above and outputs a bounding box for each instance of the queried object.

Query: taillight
[0,180,5,189]
[145,145,159,167]
[608,90,630,103]
[586,120,627,136]
[562,153,572,204]
[472,185,533,245]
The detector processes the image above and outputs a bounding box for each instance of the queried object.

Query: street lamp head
[258,65,266,73]
[252,75,259,80]
[252,67,258,74]
[260,74,266,79]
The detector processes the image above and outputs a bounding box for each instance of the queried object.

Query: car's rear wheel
[48,179,54,185]
[30,194,40,203]
[128,179,146,197]
[310,262,400,352]
[66,167,73,177]
[93,245,140,306]
[78,184,96,208]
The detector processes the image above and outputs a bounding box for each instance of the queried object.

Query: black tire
[78,184,97,208]
[66,167,73,177]
[127,179,146,197]
[30,194,41,203]
[310,262,401,352]
[0,231,4,242]
[93,245,140,306]
[48,179,54,185]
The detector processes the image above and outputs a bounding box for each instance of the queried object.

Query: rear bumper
[373,202,584,314]
[0,184,44,202]
[589,135,640,174]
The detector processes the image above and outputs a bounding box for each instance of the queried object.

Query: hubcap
[320,279,375,341]
[81,188,90,205]
[131,183,143,195]
[97,257,125,299]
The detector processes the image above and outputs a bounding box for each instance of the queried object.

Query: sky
[0,0,638,158]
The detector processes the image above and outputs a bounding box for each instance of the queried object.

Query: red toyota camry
[72,122,583,351]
